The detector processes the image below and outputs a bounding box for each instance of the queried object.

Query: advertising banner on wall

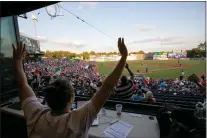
[167,50,187,58]
[168,58,181,60]
[145,53,154,58]
[136,54,145,60]
[190,58,206,60]
[154,58,168,60]
[105,56,117,61]
[145,58,153,60]
[128,55,137,60]
[90,55,121,61]
[153,52,168,59]
[180,58,190,60]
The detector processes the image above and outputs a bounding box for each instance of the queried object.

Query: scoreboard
[20,35,41,54]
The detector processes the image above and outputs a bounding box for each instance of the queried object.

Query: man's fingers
[12,44,16,51]
[19,42,23,52]
[23,43,26,52]
[118,37,121,46]
[16,42,19,51]
[17,42,20,51]
[122,38,124,45]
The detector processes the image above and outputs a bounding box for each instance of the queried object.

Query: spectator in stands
[132,81,138,90]
[145,91,156,103]
[137,85,143,92]
[152,80,159,89]
[84,80,91,94]
[132,90,145,102]
[12,38,128,138]
[114,63,134,99]
[90,80,98,90]
[160,80,167,89]
[148,78,154,88]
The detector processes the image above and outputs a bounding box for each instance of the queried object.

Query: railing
[75,95,195,115]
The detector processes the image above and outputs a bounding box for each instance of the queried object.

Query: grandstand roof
[1,1,59,17]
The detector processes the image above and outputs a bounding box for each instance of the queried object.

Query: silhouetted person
[12,38,128,138]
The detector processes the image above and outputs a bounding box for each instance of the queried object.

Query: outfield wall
[190,58,206,60]
[89,55,141,61]
[168,58,205,60]
[89,55,205,61]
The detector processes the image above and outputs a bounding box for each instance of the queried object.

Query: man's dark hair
[120,75,128,85]
[43,78,74,111]
[201,75,205,81]
[97,81,102,87]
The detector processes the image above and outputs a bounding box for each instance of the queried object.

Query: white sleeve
[21,96,48,126]
[75,100,97,127]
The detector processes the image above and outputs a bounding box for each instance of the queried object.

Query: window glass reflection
[0,16,18,93]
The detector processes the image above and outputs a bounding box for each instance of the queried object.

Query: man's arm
[125,63,134,80]
[13,45,46,135]
[91,38,128,113]
[12,42,36,104]
[196,82,206,93]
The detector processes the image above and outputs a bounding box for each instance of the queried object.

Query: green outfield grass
[97,60,206,79]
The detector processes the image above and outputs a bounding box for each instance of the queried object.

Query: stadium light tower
[31,15,38,40]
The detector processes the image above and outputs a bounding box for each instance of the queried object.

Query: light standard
[31,15,38,41]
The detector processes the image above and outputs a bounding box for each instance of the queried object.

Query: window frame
[13,16,20,44]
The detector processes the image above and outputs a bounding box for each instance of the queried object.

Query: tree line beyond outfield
[42,42,206,59]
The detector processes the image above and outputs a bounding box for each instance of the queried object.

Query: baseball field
[97,60,206,79]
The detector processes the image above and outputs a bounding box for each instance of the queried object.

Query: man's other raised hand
[118,38,128,57]
[12,42,26,61]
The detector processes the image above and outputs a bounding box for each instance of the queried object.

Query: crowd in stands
[24,59,206,107]
[24,59,103,95]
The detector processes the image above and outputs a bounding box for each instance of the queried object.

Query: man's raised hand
[125,63,129,69]
[12,42,26,61]
[118,37,128,57]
